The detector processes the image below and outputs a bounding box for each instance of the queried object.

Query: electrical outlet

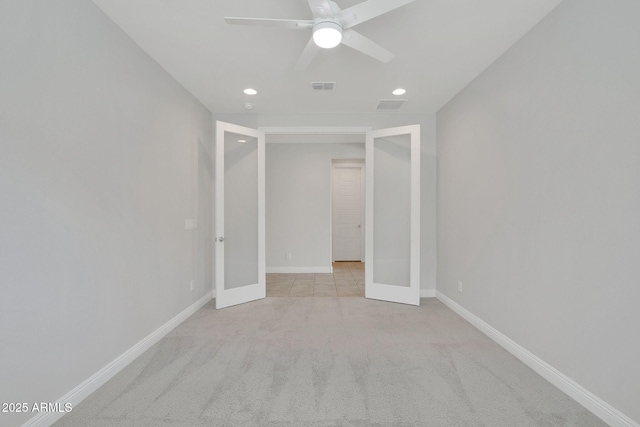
[190,280,194,291]
[458,280,463,293]
[286,253,292,260]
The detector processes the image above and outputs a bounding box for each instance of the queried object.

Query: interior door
[215,121,265,309]
[365,125,420,306]
[332,162,364,261]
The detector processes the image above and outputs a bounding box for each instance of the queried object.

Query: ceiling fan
[225,0,415,71]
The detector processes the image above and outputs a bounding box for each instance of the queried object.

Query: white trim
[266,266,332,274]
[23,291,214,427]
[435,291,639,427]
[365,125,421,306]
[259,126,372,135]
[331,159,365,263]
[260,126,371,144]
[214,121,266,309]
[420,289,436,298]
[215,282,264,308]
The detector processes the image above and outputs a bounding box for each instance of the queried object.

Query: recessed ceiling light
[243,88,257,95]
[238,139,247,143]
[392,88,406,96]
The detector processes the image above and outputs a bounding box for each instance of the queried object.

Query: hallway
[267,262,365,297]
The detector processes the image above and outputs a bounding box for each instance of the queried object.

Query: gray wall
[266,143,365,271]
[437,0,640,423]
[0,1,213,425]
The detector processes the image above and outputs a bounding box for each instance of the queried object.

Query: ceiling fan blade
[341,29,394,63]
[294,37,321,71]
[339,0,414,29]
[225,17,313,30]
[307,0,335,18]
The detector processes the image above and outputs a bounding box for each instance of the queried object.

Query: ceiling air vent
[311,81,335,91]
[376,99,406,110]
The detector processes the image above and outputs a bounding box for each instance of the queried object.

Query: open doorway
[254,125,419,304]
[331,159,365,263]
[262,127,368,275]
[261,127,367,297]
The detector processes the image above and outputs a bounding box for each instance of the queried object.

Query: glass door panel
[224,131,258,289]
[373,133,411,287]
[366,125,420,306]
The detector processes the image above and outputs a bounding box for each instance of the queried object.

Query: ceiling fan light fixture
[312,21,342,49]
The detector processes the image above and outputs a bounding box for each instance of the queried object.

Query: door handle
[216,237,225,242]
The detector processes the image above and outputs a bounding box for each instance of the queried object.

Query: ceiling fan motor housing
[312,20,343,48]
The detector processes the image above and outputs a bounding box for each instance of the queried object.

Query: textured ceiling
[91,0,563,115]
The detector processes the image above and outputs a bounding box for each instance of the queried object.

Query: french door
[214,122,419,308]
[365,125,420,306]
[214,121,265,309]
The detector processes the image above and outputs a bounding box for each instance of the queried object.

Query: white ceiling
[91,0,563,115]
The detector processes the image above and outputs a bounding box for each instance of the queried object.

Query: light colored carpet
[55,298,606,426]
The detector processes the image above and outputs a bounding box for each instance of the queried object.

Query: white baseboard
[266,266,332,274]
[23,291,214,427]
[420,289,436,298]
[435,291,638,427]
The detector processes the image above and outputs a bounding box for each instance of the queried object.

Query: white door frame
[259,126,371,144]
[260,126,371,272]
[330,159,365,263]
[215,121,265,309]
[365,125,421,306]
